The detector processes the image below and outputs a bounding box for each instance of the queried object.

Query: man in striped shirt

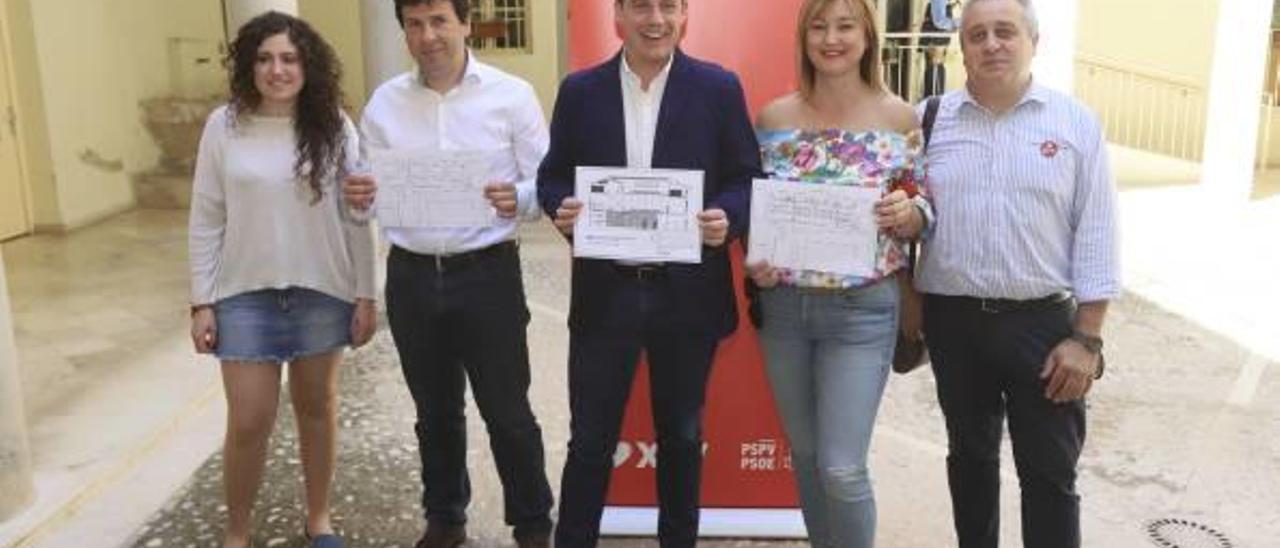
[916,1,1119,547]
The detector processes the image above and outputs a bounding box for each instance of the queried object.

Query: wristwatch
[1069,330,1105,379]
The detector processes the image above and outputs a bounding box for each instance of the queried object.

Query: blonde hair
[796,0,885,97]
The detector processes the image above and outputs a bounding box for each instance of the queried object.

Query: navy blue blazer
[537,49,762,338]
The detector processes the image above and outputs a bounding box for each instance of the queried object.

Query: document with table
[573,166,705,264]
[748,178,881,277]
[369,148,496,228]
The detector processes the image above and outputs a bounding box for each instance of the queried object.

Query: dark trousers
[923,294,1086,548]
[555,273,720,548]
[385,243,553,540]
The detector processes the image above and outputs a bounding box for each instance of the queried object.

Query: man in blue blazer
[536,1,761,546]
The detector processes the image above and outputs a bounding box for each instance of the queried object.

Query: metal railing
[881,33,956,104]
[1074,54,1208,162]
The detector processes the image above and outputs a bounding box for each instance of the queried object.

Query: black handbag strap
[907,96,942,272]
[922,95,942,150]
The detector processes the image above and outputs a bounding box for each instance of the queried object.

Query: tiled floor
[4,210,194,418]
[0,210,222,546]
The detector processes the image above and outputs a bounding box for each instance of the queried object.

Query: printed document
[573,167,704,263]
[371,149,493,228]
[748,179,881,277]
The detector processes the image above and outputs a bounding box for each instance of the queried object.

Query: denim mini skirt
[214,286,353,363]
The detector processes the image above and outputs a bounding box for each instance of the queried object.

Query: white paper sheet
[748,179,881,277]
[573,167,705,264]
[370,149,494,228]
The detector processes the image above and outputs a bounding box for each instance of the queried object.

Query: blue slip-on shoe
[305,532,344,548]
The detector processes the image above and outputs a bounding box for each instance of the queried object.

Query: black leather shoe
[415,521,467,548]
[515,532,551,548]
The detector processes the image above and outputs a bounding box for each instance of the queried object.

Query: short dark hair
[393,0,470,26]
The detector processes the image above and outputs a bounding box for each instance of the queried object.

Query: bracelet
[1068,330,1103,353]
[190,304,212,316]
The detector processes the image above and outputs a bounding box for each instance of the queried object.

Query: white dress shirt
[617,53,675,266]
[621,52,673,169]
[916,83,1121,302]
[360,53,547,255]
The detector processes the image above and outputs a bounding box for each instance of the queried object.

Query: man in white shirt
[916,1,1119,547]
[344,1,551,547]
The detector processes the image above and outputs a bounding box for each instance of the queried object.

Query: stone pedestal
[0,249,34,521]
[133,170,194,209]
[136,96,221,210]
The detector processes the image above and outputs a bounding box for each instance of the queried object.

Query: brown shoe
[415,521,467,548]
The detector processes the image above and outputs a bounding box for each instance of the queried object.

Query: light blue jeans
[758,279,897,548]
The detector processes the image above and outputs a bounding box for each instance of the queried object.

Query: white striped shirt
[915,83,1120,302]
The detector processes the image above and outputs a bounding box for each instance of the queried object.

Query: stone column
[0,248,34,521]
[360,0,411,95]
[224,0,299,36]
[1030,0,1079,93]
[1201,0,1275,201]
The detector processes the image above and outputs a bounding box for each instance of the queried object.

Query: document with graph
[748,178,880,277]
[573,166,704,263]
[370,148,494,228]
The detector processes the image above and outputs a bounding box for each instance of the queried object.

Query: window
[468,0,530,52]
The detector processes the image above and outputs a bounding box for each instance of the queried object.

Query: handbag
[892,96,941,374]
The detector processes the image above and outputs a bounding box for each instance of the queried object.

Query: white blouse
[189,105,377,305]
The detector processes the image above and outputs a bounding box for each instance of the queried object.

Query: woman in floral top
[745,0,933,546]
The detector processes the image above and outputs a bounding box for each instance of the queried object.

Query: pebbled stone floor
[130,325,432,548]
[124,220,1280,548]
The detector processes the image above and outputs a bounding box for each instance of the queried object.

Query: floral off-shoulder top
[756,128,934,289]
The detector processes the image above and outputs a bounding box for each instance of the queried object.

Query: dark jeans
[923,294,1086,548]
[385,243,553,540]
[555,272,720,548]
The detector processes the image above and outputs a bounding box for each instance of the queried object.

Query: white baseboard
[600,506,808,539]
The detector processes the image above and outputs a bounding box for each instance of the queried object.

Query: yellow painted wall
[1076,0,1219,86]
[11,0,224,231]
[306,1,563,118]
[26,0,133,230]
[1073,0,1222,162]
[473,0,562,117]
[298,0,368,113]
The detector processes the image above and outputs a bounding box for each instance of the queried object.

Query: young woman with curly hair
[187,11,376,548]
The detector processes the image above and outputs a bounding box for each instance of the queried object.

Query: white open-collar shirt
[360,53,547,255]
[621,52,674,169]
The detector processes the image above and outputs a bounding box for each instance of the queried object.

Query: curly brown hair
[225,11,346,204]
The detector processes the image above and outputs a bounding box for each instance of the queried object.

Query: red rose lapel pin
[1040,140,1060,158]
